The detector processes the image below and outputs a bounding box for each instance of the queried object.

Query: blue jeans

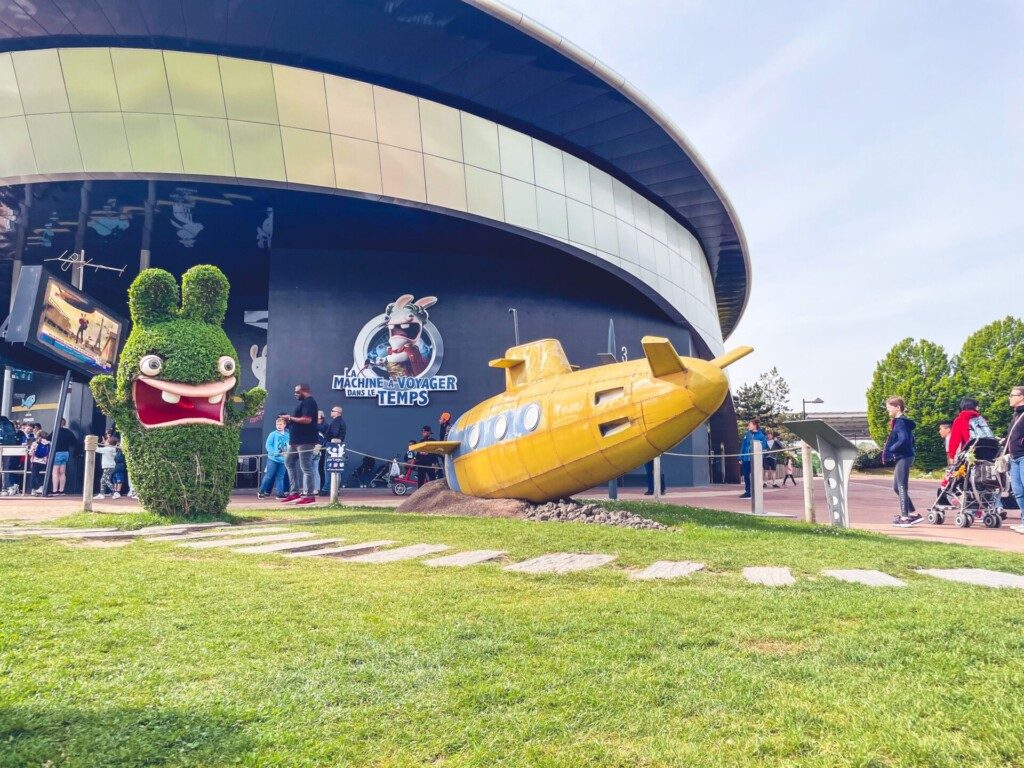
[260,460,287,495]
[285,444,316,496]
[1009,456,1024,516]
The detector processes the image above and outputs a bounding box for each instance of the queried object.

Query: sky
[507,0,1024,411]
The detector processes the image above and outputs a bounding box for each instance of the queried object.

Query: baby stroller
[927,437,1006,528]
[390,459,418,496]
[346,456,379,488]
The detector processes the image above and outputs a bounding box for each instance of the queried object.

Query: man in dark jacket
[1006,387,1024,531]
[320,406,347,494]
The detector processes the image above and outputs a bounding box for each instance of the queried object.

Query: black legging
[893,457,916,516]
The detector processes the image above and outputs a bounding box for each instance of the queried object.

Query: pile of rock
[525,500,667,530]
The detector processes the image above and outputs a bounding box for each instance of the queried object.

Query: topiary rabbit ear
[180,265,229,325]
[129,269,179,326]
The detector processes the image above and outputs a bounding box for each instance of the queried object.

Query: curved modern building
[0,0,749,486]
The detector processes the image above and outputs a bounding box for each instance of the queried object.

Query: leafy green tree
[757,367,791,425]
[733,381,769,425]
[956,316,1024,431]
[866,338,958,470]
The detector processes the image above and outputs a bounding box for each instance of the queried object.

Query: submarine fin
[642,336,686,378]
[710,346,754,370]
[490,340,574,391]
[409,440,461,455]
[489,357,523,369]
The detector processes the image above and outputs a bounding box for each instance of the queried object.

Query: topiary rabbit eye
[217,356,236,377]
[139,355,163,376]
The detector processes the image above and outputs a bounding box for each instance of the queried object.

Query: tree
[733,368,793,433]
[956,316,1024,431]
[865,338,958,470]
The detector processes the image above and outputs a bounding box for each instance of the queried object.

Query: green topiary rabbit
[90,265,266,517]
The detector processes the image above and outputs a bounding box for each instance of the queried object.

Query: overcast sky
[508,0,1024,411]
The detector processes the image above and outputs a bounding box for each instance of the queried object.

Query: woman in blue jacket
[882,396,920,526]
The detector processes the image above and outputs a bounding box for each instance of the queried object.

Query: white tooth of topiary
[161,391,181,404]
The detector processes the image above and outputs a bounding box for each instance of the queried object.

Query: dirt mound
[396,479,666,530]
[396,479,531,518]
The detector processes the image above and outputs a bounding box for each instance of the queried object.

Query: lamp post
[801,397,824,420]
[508,307,519,345]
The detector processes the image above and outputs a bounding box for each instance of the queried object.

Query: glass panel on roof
[229,120,286,182]
[379,144,425,202]
[74,112,132,172]
[326,76,376,142]
[124,113,182,174]
[12,49,68,115]
[424,155,467,212]
[331,134,382,195]
[60,48,120,112]
[465,165,503,220]
[26,113,82,174]
[220,57,278,124]
[111,49,172,113]
[164,51,225,118]
[281,127,335,187]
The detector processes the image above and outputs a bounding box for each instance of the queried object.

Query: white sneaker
[95,494,105,499]
[112,492,121,499]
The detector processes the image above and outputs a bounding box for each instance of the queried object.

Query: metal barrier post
[653,455,662,502]
[82,435,97,512]
[801,442,816,524]
[752,441,764,515]
[330,468,339,504]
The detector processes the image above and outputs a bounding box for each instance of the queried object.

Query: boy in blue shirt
[258,417,290,499]
[739,419,769,499]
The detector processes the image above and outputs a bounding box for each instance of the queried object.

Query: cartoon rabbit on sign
[382,295,436,378]
[250,344,267,390]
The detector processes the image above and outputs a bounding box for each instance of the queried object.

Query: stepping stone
[231,538,343,555]
[180,532,314,550]
[743,567,795,586]
[346,543,449,564]
[285,540,396,559]
[136,522,228,534]
[505,553,616,574]
[2,527,117,536]
[38,529,151,540]
[145,526,286,542]
[916,568,1024,589]
[822,569,905,587]
[632,561,705,581]
[424,550,506,567]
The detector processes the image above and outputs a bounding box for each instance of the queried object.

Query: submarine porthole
[523,403,541,432]
[468,424,480,449]
[494,413,509,440]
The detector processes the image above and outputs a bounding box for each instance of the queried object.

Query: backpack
[968,415,995,440]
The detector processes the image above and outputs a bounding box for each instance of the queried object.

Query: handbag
[995,411,1024,474]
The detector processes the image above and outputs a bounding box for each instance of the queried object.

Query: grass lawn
[3,503,1024,767]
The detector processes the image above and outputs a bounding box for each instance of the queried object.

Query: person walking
[315,410,328,496]
[739,419,768,499]
[947,397,994,461]
[281,383,319,506]
[1005,387,1024,533]
[764,430,783,488]
[50,418,78,495]
[94,434,119,499]
[320,406,347,493]
[259,416,290,499]
[882,396,920,526]
[438,412,452,441]
[782,454,797,486]
[416,425,436,487]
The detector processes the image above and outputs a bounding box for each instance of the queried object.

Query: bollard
[653,455,662,502]
[82,434,97,512]
[751,441,765,515]
[330,465,340,504]
[801,442,816,524]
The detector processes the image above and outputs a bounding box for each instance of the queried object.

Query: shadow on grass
[0,705,255,767]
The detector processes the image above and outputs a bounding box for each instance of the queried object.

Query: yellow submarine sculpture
[411,336,753,502]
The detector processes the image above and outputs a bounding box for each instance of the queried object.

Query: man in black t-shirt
[281,383,319,505]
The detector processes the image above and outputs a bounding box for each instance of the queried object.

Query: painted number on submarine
[332,294,458,407]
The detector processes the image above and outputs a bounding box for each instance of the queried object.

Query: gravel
[525,500,667,530]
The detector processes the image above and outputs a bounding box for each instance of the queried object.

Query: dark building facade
[0,0,750,486]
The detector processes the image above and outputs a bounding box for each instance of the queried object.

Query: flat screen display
[33,276,123,375]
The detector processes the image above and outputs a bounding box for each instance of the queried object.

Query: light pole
[508,307,519,345]
[801,397,824,420]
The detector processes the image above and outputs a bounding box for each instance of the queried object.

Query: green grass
[3,504,1024,767]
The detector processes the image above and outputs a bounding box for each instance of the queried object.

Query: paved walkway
[6,524,1024,590]
[3,474,1024,553]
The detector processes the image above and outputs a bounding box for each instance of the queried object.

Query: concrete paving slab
[231,538,343,555]
[743,566,796,586]
[284,540,396,559]
[916,568,1024,589]
[423,550,506,567]
[136,522,228,534]
[505,553,617,574]
[144,526,286,542]
[37,529,152,540]
[346,543,449,563]
[822,569,905,587]
[1,527,117,536]
[632,561,705,581]
[180,532,314,549]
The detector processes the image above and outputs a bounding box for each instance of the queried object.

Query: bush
[90,266,265,518]
[853,448,883,470]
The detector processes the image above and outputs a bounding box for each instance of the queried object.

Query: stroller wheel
[984,513,999,528]
[392,482,409,496]
[955,513,969,528]
[995,514,1003,528]
[927,510,944,525]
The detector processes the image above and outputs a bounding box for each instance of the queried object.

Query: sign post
[325,442,345,505]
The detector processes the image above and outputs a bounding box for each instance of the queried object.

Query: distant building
[806,412,874,446]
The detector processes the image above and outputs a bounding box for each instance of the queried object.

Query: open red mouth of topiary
[133,376,236,428]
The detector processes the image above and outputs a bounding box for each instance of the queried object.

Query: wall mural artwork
[333,294,458,407]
